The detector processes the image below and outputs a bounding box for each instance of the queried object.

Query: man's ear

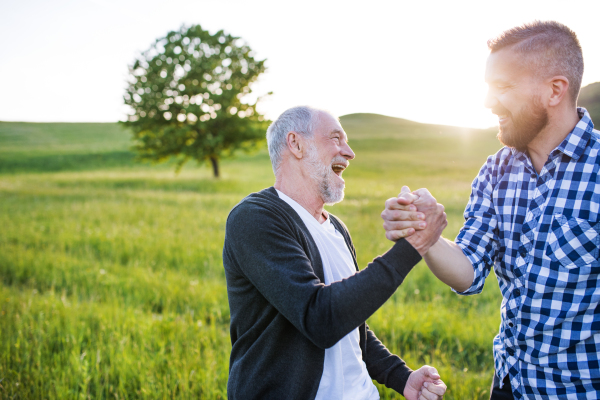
[547,75,570,107]
[286,131,304,160]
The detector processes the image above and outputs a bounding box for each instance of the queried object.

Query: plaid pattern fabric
[547,214,600,267]
[455,108,600,399]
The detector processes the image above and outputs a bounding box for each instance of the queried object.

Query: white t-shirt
[276,190,379,400]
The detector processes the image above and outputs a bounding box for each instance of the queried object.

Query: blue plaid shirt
[455,108,600,399]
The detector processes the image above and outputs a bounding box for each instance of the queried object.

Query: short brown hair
[488,21,584,104]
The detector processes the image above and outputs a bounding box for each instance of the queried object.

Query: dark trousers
[490,373,514,400]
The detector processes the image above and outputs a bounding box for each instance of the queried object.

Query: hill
[579,81,600,124]
[340,113,490,139]
[0,116,499,174]
[0,122,134,173]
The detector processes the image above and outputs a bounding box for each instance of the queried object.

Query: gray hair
[266,106,322,175]
[487,20,584,105]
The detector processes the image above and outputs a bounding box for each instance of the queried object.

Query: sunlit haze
[1,0,599,128]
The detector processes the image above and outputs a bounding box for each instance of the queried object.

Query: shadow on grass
[50,177,250,194]
[0,151,136,173]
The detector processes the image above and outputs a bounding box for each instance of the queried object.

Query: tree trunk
[210,156,219,178]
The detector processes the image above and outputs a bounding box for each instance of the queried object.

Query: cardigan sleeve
[224,201,422,349]
[363,324,413,394]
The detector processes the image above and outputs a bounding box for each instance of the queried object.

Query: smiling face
[484,47,549,152]
[304,112,355,205]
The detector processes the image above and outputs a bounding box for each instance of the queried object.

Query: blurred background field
[0,115,504,399]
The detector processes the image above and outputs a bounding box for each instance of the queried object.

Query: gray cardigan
[222,187,422,399]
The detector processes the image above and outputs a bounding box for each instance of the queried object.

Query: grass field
[0,115,504,399]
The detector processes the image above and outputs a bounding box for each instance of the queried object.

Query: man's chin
[322,186,345,206]
[497,129,509,147]
[497,130,529,152]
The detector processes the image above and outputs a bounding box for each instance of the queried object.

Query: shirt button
[507,347,515,356]
[519,247,527,258]
[514,288,521,296]
[508,322,514,327]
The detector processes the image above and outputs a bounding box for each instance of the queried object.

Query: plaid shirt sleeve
[453,154,503,295]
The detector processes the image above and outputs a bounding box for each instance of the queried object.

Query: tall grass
[0,117,503,399]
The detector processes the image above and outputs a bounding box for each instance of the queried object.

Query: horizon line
[0,114,498,131]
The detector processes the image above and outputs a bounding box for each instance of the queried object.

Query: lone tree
[123,24,268,177]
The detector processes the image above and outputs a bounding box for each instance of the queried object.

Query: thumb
[399,186,411,196]
[424,367,440,380]
[398,186,418,206]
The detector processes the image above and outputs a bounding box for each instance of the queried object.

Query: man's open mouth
[498,115,509,125]
[331,163,347,176]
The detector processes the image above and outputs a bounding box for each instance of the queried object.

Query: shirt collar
[509,107,594,162]
[275,189,330,228]
[551,107,594,161]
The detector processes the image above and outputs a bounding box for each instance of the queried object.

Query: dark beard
[496,97,549,152]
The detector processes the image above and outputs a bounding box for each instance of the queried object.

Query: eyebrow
[486,78,511,86]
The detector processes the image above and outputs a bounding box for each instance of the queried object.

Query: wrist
[404,235,425,257]
[424,236,444,255]
[402,370,413,397]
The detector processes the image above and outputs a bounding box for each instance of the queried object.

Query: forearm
[301,239,421,348]
[364,326,412,394]
[423,237,474,292]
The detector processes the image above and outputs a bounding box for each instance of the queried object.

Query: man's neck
[527,107,580,173]
[274,176,327,223]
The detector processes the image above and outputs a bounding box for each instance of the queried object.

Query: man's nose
[341,142,355,160]
[483,90,497,109]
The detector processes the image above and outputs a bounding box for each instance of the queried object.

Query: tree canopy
[122,24,268,177]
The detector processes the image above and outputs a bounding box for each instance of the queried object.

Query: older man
[382,21,600,399]
[223,106,447,400]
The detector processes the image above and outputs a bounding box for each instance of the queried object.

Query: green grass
[0,116,503,399]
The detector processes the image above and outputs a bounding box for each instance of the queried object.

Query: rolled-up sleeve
[454,157,500,296]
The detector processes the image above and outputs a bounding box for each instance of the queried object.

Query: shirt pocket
[546,214,600,269]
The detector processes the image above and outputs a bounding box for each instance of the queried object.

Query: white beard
[305,143,346,205]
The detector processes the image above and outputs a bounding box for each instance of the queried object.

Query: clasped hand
[404,365,447,400]
[381,186,447,256]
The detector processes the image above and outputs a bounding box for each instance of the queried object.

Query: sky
[1,0,599,129]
